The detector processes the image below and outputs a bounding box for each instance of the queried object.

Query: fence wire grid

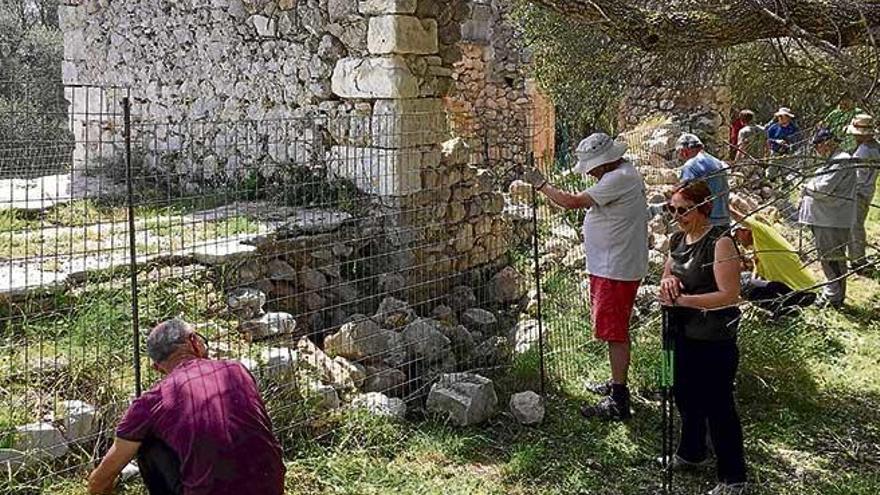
[1,82,878,494]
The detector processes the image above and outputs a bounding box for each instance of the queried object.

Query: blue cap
[812,127,838,145]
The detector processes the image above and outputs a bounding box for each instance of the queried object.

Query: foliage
[512,2,880,135]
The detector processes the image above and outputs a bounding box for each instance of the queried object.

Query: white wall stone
[371,98,445,148]
[327,145,439,196]
[367,15,438,55]
[358,0,417,16]
[331,56,420,98]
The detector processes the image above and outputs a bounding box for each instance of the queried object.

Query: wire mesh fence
[2,80,878,493]
[0,82,546,491]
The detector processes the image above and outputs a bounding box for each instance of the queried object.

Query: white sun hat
[774,107,796,118]
[573,133,628,174]
[675,133,704,151]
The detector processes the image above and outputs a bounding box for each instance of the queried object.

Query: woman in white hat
[766,107,802,180]
[766,107,801,155]
[848,113,879,273]
[523,133,649,421]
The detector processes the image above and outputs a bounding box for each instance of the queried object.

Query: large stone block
[327,146,439,196]
[426,373,498,426]
[359,0,416,15]
[14,423,69,460]
[371,98,445,148]
[368,15,438,55]
[331,56,419,99]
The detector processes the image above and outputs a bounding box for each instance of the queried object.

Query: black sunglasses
[664,203,693,216]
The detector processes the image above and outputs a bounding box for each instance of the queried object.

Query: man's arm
[539,183,595,209]
[88,437,141,494]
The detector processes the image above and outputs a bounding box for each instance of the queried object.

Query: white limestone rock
[426,373,498,426]
[367,15,438,55]
[509,391,544,425]
[331,56,419,99]
[371,98,445,148]
[13,423,69,460]
[359,0,416,15]
[61,400,97,442]
[240,312,297,340]
[351,392,407,420]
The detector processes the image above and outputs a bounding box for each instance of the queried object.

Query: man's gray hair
[146,318,193,363]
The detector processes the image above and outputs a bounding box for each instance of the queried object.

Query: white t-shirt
[581,161,649,281]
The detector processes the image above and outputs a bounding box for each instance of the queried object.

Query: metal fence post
[528,152,547,397]
[123,96,142,397]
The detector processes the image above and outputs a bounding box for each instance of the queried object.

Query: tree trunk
[528,0,880,51]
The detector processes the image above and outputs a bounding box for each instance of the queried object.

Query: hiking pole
[660,306,675,495]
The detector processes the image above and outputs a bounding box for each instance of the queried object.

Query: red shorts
[589,275,640,343]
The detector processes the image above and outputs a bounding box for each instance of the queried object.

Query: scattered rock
[267,259,297,281]
[461,308,498,332]
[300,267,328,291]
[490,266,524,303]
[431,304,454,323]
[362,364,407,396]
[305,381,340,410]
[509,391,544,425]
[374,296,416,328]
[13,423,68,459]
[426,373,498,426]
[378,273,406,294]
[226,287,267,319]
[323,318,402,363]
[447,285,476,312]
[402,318,452,364]
[351,392,407,420]
[239,312,297,340]
[61,400,97,442]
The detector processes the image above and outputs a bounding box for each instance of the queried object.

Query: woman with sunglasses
[659,181,748,495]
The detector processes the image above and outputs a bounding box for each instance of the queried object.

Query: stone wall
[443,0,555,168]
[618,82,732,155]
[58,0,521,302]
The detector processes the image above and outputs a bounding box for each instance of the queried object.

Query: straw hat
[573,133,628,174]
[846,113,875,136]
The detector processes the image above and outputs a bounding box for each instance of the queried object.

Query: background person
[821,96,863,152]
[659,181,747,495]
[523,132,649,421]
[846,113,879,274]
[729,207,817,318]
[798,128,856,308]
[766,107,801,156]
[676,133,731,227]
[733,110,767,184]
[87,319,285,495]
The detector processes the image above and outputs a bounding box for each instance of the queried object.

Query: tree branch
[527,0,880,51]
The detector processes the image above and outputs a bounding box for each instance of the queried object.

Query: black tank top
[669,226,740,341]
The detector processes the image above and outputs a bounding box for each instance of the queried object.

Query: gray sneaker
[707,482,748,495]
[584,379,612,396]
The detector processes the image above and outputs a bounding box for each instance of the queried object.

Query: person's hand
[522,169,547,190]
[659,276,683,306]
[658,291,676,307]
